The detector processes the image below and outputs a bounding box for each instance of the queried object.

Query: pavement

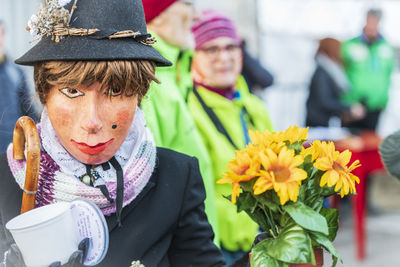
[324,173,400,266]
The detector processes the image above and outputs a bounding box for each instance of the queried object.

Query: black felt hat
[15,0,171,66]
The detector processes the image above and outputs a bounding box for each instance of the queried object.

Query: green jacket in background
[188,77,274,252]
[341,36,395,111]
[141,32,219,245]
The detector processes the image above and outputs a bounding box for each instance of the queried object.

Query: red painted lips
[71,139,114,155]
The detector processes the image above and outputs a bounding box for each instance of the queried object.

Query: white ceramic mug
[5,202,78,267]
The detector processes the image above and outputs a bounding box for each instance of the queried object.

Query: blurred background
[3,0,400,135]
[2,0,400,265]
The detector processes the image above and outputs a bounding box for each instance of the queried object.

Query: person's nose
[216,48,233,61]
[81,96,103,134]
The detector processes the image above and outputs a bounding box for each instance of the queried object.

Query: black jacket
[305,66,350,127]
[241,46,274,92]
[0,148,225,267]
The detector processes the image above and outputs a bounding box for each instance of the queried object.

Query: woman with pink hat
[188,10,274,265]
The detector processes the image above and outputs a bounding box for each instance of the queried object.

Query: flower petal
[314,157,332,171]
[327,170,340,187]
[336,150,352,166]
[253,177,273,195]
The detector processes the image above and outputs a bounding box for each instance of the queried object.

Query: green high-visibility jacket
[341,36,395,110]
[141,32,220,246]
[188,77,274,252]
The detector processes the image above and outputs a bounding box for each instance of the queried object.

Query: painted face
[46,82,138,165]
[193,37,242,89]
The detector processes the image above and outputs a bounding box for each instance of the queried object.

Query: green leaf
[250,242,283,267]
[303,194,324,211]
[255,190,280,212]
[309,231,341,265]
[223,194,231,202]
[259,223,314,264]
[236,191,257,213]
[278,212,292,228]
[320,208,339,241]
[286,141,304,154]
[283,202,329,235]
[331,254,339,267]
[320,186,337,197]
[380,130,400,181]
[240,179,255,192]
[245,207,271,233]
[299,173,324,212]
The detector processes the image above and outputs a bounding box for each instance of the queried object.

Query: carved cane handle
[13,116,40,214]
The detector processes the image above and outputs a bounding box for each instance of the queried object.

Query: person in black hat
[0,0,225,266]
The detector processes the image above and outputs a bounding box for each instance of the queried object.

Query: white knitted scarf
[7,106,157,216]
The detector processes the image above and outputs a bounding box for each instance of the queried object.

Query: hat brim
[15,35,172,66]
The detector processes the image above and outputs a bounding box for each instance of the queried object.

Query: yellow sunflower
[301,140,323,162]
[249,130,287,154]
[217,149,261,203]
[253,147,308,205]
[313,142,361,197]
[249,129,273,146]
[271,125,309,145]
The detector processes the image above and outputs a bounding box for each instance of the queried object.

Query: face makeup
[46,82,138,165]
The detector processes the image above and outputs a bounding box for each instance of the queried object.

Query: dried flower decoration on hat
[26,0,156,45]
[130,260,145,267]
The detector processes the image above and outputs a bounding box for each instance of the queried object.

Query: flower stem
[263,207,278,237]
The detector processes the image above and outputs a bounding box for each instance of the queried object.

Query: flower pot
[290,248,323,267]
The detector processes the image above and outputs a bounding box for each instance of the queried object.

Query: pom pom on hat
[191,10,241,50]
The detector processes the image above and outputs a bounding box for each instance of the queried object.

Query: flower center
[234,164,249,175]
[272,167,291,182]
[333,161,346,173]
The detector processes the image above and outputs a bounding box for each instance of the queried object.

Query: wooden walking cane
[13,116,40,214]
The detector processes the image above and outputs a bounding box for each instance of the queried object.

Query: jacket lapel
[106,180,156,232]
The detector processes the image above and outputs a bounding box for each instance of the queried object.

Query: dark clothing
[0,148,225,267]
[0,58,37,152]
[342,110,381,131]
[305,66,350,127]
[241,47,274,92]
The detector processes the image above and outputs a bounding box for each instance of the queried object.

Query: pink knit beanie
[191,10,241,50]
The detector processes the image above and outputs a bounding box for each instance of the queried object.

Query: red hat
[142,0,177,23]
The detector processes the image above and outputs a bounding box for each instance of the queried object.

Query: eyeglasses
[197,44,242,58]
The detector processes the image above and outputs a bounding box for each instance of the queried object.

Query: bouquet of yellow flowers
[217,126,361,267]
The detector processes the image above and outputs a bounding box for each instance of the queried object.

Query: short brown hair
[33,60,158,104]
[316,38,342,64]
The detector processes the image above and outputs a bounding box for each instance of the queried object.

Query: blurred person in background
[188,10,274,265]
[341,8,395,131]
[241,40,274,94]
[0,20,37,152]
[141,0,220,245]
[306,37,365,127]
